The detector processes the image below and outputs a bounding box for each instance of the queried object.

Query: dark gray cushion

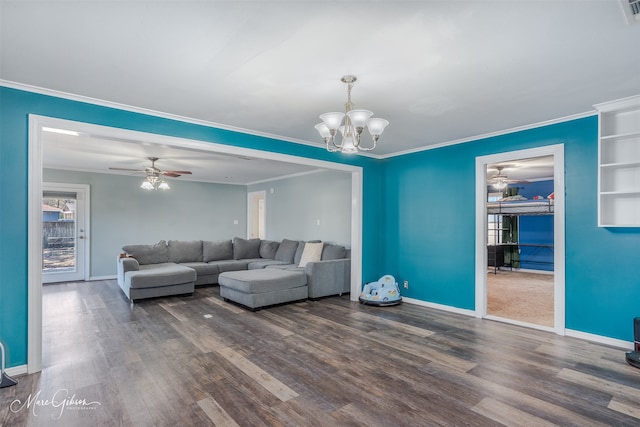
[275,239,299,263]
[259,240,280,259]
[322,244,347,260]
[203,240,233,262]
[168,240,203,263]
[233,237,261,260]
[122,240,168,265]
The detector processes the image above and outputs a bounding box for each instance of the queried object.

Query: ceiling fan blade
[164,170,192,175]
[108,167,145,172]
[162,172,182,177]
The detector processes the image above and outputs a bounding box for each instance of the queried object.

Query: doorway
[27,114,364,373]
[475,145,565,335]
[42,183,90,283]
[247,190,266,239]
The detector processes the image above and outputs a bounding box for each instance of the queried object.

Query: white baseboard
[404,297,633,350]
[5,364,28,376]
[402,297,476,317]
[565,329,633,350]
[88,275,116,281]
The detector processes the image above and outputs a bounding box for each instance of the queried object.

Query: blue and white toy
[359,274,402,306]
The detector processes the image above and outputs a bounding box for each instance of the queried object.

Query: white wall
[248,170,351,246]
[43,169,247,277]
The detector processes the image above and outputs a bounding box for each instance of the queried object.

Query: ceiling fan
[109,157,192,190]
[487,165,528,190]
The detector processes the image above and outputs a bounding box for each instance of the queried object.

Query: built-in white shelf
[596,95,640,227]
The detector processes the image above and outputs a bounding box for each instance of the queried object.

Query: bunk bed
[487,198,554,215]
[487,196,554,272]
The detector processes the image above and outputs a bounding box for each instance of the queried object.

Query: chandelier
[315,75,389,153]
[140,172,170,190]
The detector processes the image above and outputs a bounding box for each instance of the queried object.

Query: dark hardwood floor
[2,280,640,426]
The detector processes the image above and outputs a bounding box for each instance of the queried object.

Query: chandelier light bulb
[319,112,345,131]
[346,109,373,129]
[314,123,332,139]
[367,118,389,137]
[158,181,170,190]
[140,180,154,190]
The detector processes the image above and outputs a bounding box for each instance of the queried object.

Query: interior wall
[248,170,352,246]
[383,115,640,342]
[513,180,554,271]
[43,169,247,277]
[0,86,382,368]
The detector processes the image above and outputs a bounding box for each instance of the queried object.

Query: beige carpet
[487,270,554,327]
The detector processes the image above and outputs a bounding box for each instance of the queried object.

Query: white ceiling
[2,1,639,178]
[41,129,324,185]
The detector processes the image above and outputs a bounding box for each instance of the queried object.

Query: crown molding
[378,110,597,159]
[2,79,599,160]
[0,79,380,159]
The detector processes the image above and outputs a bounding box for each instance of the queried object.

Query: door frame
[42,182,90,283]
[27,114,363,373]
[247,190,267,239]
[475,144,565,335]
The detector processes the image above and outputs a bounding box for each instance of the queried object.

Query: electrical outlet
[403,280,409,289]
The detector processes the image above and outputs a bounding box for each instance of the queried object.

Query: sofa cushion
[259,240,280,259]
[203,240,233,262]
[168,240,203,263]
[208,259,253,272]
[233,237,261,260]
[248,260,290,270]
[298,242,324,267]
[322,244,347,260]
[180,262,220,276]
[125,262,196,289]
[122,240,169,265]
[219,268,307,294]
[274,239,299,263]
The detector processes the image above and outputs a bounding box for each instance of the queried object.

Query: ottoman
[218,268,308,310]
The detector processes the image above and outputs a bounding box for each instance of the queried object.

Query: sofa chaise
[116,237,350,305]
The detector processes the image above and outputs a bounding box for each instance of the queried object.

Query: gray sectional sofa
[116,237,350,306]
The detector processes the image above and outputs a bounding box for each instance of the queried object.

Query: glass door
[42,184,88,283]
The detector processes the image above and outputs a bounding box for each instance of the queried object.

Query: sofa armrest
[305,258,351,299]
[117,256,139,286]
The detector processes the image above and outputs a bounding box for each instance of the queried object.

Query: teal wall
[43,169,247,277]
[383,116,640,341]
[0,86,382,368]
[248,170,352,246]
[4,85,638,369]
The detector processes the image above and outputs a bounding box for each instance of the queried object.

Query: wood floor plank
[609,397,640,420]
[217,346,299,402]
[472,397,559,427]
[557,367,640,400]
[3,280,640,426]
[197,396,240,427]
[206,296,246,314]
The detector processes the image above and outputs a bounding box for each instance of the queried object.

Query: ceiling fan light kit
[315,75,389,154]
[108,157,192,191]
[490,166,511,190]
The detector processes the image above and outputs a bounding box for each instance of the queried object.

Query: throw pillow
[203,240,233,262]
[321,243,347,260]
[122,240,168,265]
[233,237,261,260]
[274,239,299,263]
[168,240,203,263]
[298,242,323,267]
[259,240,280,259]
